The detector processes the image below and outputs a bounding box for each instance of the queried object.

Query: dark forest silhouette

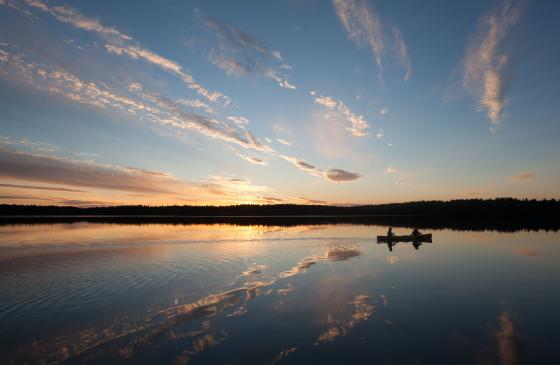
[1,198,558,231]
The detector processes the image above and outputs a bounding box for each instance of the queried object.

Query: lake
[1,222,559,364]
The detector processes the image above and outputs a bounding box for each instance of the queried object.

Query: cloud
[324,168,361,182]
[0,147,185,194]
[20,0,226,103]
[312,93,370,137]
[105,44,224,102]
[511,171,535,181]
[273,125,286,134]
[276,138,291,146]
[123,82,274,153]
[391,26,412,81]
[0,147,292,205]
[1,134,58,153]
[0,54,161,115]
[161,105,274,153]
[227,116,250,126]
[262,68,297,89]
[200,175,294,204]
[235,151,268,166]
[271,50,284,61]
[462,0,523,125]
[315,96,338,109]
[199,11,268,55]
[3,51,273,154]
[278,79,297,90]
[0,183,86,193]
[0,193,114,207]
[280,155,322,176]
[204,175,270,194]
[280,155,361,183]
[299,197,328,205]
[209,53,251,77]
[176,99,214,114]
[333,0,383,69]
[25,0,132,41]
[197,11,295,90]
[332,0,411,82]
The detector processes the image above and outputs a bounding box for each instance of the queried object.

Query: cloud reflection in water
[317,294,375,343]
[12,245,364,364]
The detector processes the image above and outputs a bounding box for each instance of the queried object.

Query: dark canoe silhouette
[376,233,432,243]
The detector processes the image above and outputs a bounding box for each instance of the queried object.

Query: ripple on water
[0,229,369,365]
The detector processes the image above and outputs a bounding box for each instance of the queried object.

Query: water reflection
[317,294,375,343]
[377,234,433,252]
[3,242,363,364]
[271,347,297,365]
[495,311,521,365]
[1,223,559,364]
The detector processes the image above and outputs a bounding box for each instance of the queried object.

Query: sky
[0,0,559,206]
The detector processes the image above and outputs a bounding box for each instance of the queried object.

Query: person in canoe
[387,227,394,239]
[412,228,421,237]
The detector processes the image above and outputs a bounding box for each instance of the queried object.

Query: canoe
[376,233,432,243]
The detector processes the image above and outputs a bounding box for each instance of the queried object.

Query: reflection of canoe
[376,233,432,243]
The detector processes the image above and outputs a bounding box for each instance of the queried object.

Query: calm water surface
[1,223,559,364]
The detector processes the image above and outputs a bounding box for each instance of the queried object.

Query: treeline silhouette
[1,198,558,231]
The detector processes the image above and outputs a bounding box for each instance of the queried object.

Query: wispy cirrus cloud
[276,138,291,146]
[311,92,370,137]
[227,115,250,127]
[209,53,252,77]
[16,0,227,103]
[262,68,296,89]
[235,151,268,166]
[142,94,274,153]
[281,155,322,176]
[332,0,411,82]
[461,0,523,125]
[391,26,411,82]
[196,10,296,90]
[0,49,274,154]
[176,99,214,114]
[2,49,362,181]
[1,5,362,186]
[0,50,159,114]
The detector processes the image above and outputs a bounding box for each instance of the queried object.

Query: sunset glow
[1,0,559,206]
